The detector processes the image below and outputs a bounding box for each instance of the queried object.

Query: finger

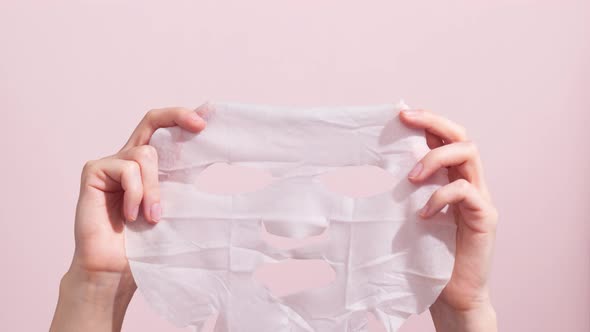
[418,179,496,233]
[120,106,207,152]
[117,145,161,223]
[82,158,143,222]
[426,130,444,149]
[399,109,468,143]
[407,140,483,186]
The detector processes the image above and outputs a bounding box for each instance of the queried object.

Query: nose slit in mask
[253,258,336,297]
[260,220,329,250]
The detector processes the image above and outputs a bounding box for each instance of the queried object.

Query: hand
[399,109,498,332]
[50,107,207,332]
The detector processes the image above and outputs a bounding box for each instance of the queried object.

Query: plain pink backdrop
[0,1,588,331]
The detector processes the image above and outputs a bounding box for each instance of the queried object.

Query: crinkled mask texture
[125,101,456,332]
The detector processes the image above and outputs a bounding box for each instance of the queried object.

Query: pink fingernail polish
[408,162,423,178]
[151,203,161,222]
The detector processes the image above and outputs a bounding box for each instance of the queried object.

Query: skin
[400,109,498,332]
[50,107,498,332]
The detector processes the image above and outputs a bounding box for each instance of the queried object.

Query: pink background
[0,1,588,331]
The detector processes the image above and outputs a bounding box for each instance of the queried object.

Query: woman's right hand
[71,107,206,280]
[50,107,207,332]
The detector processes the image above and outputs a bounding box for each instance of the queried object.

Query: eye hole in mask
[260,220,328,249]
[194,162,275,194]
[194,163,397,242]
[317,165,397,198]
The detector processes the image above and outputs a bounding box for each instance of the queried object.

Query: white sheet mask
[125,101,457,332]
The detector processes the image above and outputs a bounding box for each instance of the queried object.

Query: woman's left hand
[399,109,498,332]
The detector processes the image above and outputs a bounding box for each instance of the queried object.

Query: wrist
[429,296,497,332]
[49,264,136,332]
[60,264,136,308]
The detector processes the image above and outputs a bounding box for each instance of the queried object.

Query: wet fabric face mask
[125,101,457,332]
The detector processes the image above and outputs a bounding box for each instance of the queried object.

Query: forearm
[429,299,497,332]
[49,266,136,332]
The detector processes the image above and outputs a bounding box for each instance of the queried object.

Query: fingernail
[402,109,420,117]
[198,104,213,121]
[408,162,423,178]
[419,204,430,218]
[151,203,161,222]
[190,111,205,124]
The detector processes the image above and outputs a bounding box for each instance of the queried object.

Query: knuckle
[80,160,101,187]
[122,160,141,177]
[144,109,158,122]
[81,160,98,177]
[464,140,479,155]
[136,145,158,161]
[454,178,471,192]
[455,124,468,140]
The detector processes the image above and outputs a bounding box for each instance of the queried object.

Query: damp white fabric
[125,101,456,332]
